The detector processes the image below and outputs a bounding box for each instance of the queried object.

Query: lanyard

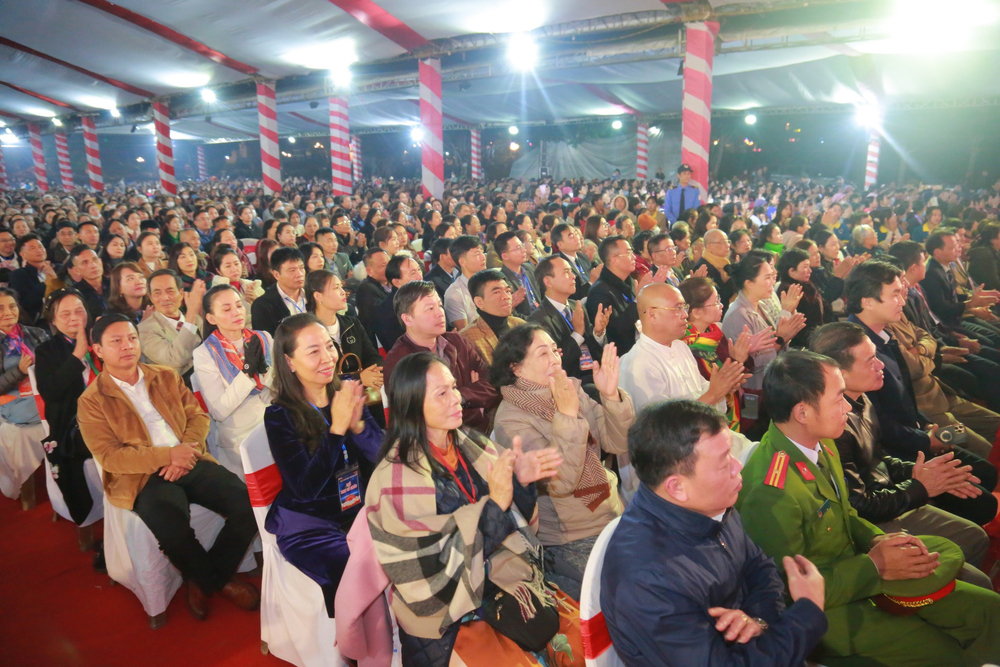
[521,270,538,308]
[311,403,350,466]
[559,304,575,329]
[283,294,305,314]
[429,435,478,505]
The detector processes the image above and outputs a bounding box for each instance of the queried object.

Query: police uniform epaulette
[763,451,790,489]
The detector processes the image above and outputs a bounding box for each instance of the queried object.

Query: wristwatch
[752,617,769,633]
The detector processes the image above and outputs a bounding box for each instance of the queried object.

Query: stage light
[0,120,6,128]
[110,107,121,118]
[507,33,538,71]
[329,65,353,89]
[745,114,757,125]
[410,127,424,142]
[52,118,63,127]
[612,120,623,130]
[649,126,661,137]
[288,136,296,144]
[201,89,217,103]
[855,104,882,128]
[510,141,520,151]
[136,157,145,162]
[508,125,519,135]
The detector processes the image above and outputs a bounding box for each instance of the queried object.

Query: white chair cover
[190,371,233,477]
[240,423,346,667]
[93,457,257,618]
[0,420,46,500]
[580,516,625,667]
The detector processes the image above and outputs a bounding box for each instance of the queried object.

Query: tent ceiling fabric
[1,0,999,141]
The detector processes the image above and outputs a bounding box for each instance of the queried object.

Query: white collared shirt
[161,311,198,336]
[619,333,727,415]
[787,436,820,464]
[277,284,306,315]
[109,369,179,449]
[443,273,478,326]
[545,296,607,347]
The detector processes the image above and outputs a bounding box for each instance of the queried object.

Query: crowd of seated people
[2,170,1000,665]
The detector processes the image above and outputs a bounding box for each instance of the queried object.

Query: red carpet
[0,478,278,667]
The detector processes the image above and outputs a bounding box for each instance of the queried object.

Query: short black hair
[372,226,395,247]
[468,268,507,300]
[385,254,418,283]
[55,219,77,232]
[494,230,517,257]
[270,246,305,273]
[77,220,100,233]
[925,230,953,256]
[550,223,573,251]
[394,280,437,320]
[534,255,562,296]
[68,243,96,267]
[92,312,136,346]
[843,259,902,314]
[598,235,627,265]
[449,235,482,265]
[628,400,726,488]
[15,233,41,255]
[148,268,183,290]
[887,240,924,270]
[314,226,336,240]
[429,238,453,264]
[809,321,869,371]
[763,350,838,423]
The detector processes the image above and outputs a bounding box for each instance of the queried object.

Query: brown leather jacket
[77,364,213,510]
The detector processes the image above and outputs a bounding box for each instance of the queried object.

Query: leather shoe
[186,581,210,621]
[220,579,260,611]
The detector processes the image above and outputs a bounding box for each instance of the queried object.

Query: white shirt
[619,334,727,414]
[787,436,820,465]
[277,284,306,315]
[327,319,341,344]
[443,273,478,326]
[161,311,198,336]
[109,369,180,449]
[546,296,607,347]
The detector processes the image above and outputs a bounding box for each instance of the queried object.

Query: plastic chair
[93,456,257,627]
[0,367,47,505]
[241,423,346,666]
[579,516,624,667]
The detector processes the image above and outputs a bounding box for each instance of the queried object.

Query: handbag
[336,352,383,407]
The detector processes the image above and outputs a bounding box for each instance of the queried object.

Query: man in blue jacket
[663,164,701,224]
[601,400,828,666]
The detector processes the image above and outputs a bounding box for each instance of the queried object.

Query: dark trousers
[935,353,1000,411]
[133,459,257,594]
[931,447,999,527]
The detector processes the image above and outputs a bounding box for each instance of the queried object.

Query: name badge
[817,499,832,518]
[337,465,362,511]
[579,344,594,371]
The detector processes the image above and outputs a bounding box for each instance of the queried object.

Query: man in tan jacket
[78,313,258,624]
[138,269,205,383]
[460,268,525,366]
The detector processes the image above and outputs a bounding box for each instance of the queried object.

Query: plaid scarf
[500,377,611,511]
[366,429,552,640]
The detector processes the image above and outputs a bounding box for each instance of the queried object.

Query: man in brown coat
[460,269,525,366]
[78,313,259,623]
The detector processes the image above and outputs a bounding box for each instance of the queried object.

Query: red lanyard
[430,436,478,505]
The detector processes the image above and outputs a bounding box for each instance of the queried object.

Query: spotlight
[309,101,319,109]
[4,128,12,135]
[508,125,519,135]
[288,136,296,144]
[855,103,882,128]
[0,120,5,128]
[745,113,757,125]
[329,66,353,89]
[507,33,538,71]
[110,107,121,118]
[136,156,145,162]
[410,127,424,142]
[131,124,138,133]
[201,88,217,103]
[52,118,63,127]
[612,120,623,130]
[509,141,520,151]
[649,126,662,137]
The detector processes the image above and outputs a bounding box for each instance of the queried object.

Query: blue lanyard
[559,305,575,329]
[521,269,538,307]
[311,403,350,465]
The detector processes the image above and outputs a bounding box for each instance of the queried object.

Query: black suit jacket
[501,263,541,318]
[355,277,391,347]
[920,258,966,327]
[74,278,111,320]
[586,267,639,355]
[558,252,591,300]
[528,298,604,383]
[426,264,455,301]
[251,285,294,337]
[9,264,47,324]
[370,289,406,352]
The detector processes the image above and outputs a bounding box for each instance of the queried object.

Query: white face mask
[166,201,175,208]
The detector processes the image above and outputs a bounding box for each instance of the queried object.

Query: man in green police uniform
[737,350,1000,666]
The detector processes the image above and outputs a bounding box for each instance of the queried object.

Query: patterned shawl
[682,323,741,431]
[366,429,552,640]
[499,377,610,511]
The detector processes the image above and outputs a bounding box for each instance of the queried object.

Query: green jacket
[736,422,884,610]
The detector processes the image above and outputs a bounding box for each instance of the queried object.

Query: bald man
[692,228,735,312]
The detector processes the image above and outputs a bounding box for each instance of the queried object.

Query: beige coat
[77,364,214,509]
[492,378,634,546]
[138,310,204,376]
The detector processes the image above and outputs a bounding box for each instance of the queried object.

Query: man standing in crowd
[384,280,498,433]
[495,231,540,318]
[443,235,487,330]
[460,269,524,366]
[251,247,306,336]
[587,235,654,355]
[738,350,1000,666]
[602,400,829,666]
[139,269,205,382]
[78,314,259,625]
[529,255,608,391]
[663,164,701,224]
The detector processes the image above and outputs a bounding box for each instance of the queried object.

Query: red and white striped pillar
[470,128,482,181]
[350,136,362,183]
[864,131,880,191]
[55,133,73,190]
[0,144,8,190]
[256,80,281,195]
[680,21,720,198]
[329,97,351,195]
[28,124,48,193]
[419,58,444,200]
[197,145,207,180]
[80,117,103,191]
[153,101,177,195]
[636,122,649,180]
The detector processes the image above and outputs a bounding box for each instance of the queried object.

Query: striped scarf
[682,323,741,431]
[500,377,610,511]
[203,329,270,394]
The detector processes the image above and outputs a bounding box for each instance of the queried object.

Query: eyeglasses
[646,303,690,316]
[611,250,635,260]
